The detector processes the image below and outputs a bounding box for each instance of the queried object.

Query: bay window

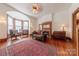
[8,16,29,35]
[15,20,22,32]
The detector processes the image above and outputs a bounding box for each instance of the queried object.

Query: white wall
[37,14,52,24]
[29,17,37,34]
[0,19,7,39]
[0,4,16,39]
[53,10,71,37]
[37,14,53,30]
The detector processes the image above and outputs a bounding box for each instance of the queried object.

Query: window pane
[15,20,22,32]
[15,20,21,26]
[8,16,13,26]
[16,26,21,32]
[24,26,28,30]
[24,22,28,26]
[23,22,28,30]
[8,16,13,34]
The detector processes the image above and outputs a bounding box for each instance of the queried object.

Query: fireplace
[42,21,52,38]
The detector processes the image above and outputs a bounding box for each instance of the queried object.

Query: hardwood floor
[46,39,77,56]
[0,37,77,56]
[0,40,7,48]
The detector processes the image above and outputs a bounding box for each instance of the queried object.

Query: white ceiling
[7,3,72,18]
[7,11,30,20]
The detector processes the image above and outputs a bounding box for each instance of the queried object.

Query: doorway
[73,8,79,56]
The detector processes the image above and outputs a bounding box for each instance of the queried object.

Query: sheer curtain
[8,16,13,34]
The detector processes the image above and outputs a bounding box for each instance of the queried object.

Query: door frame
[72,7,79,56]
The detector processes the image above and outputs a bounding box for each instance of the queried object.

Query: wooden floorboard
[45,38,77,56]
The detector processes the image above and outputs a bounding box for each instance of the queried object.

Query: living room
[0,3,79,56]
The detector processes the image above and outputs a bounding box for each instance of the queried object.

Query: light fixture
[60,24,67,31]
[32,4,40,14]
[0,16,6,23]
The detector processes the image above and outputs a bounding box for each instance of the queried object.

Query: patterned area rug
[0,39,57,56]
[0,48,7,56]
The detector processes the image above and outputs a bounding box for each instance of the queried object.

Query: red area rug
[0,39,57,56]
